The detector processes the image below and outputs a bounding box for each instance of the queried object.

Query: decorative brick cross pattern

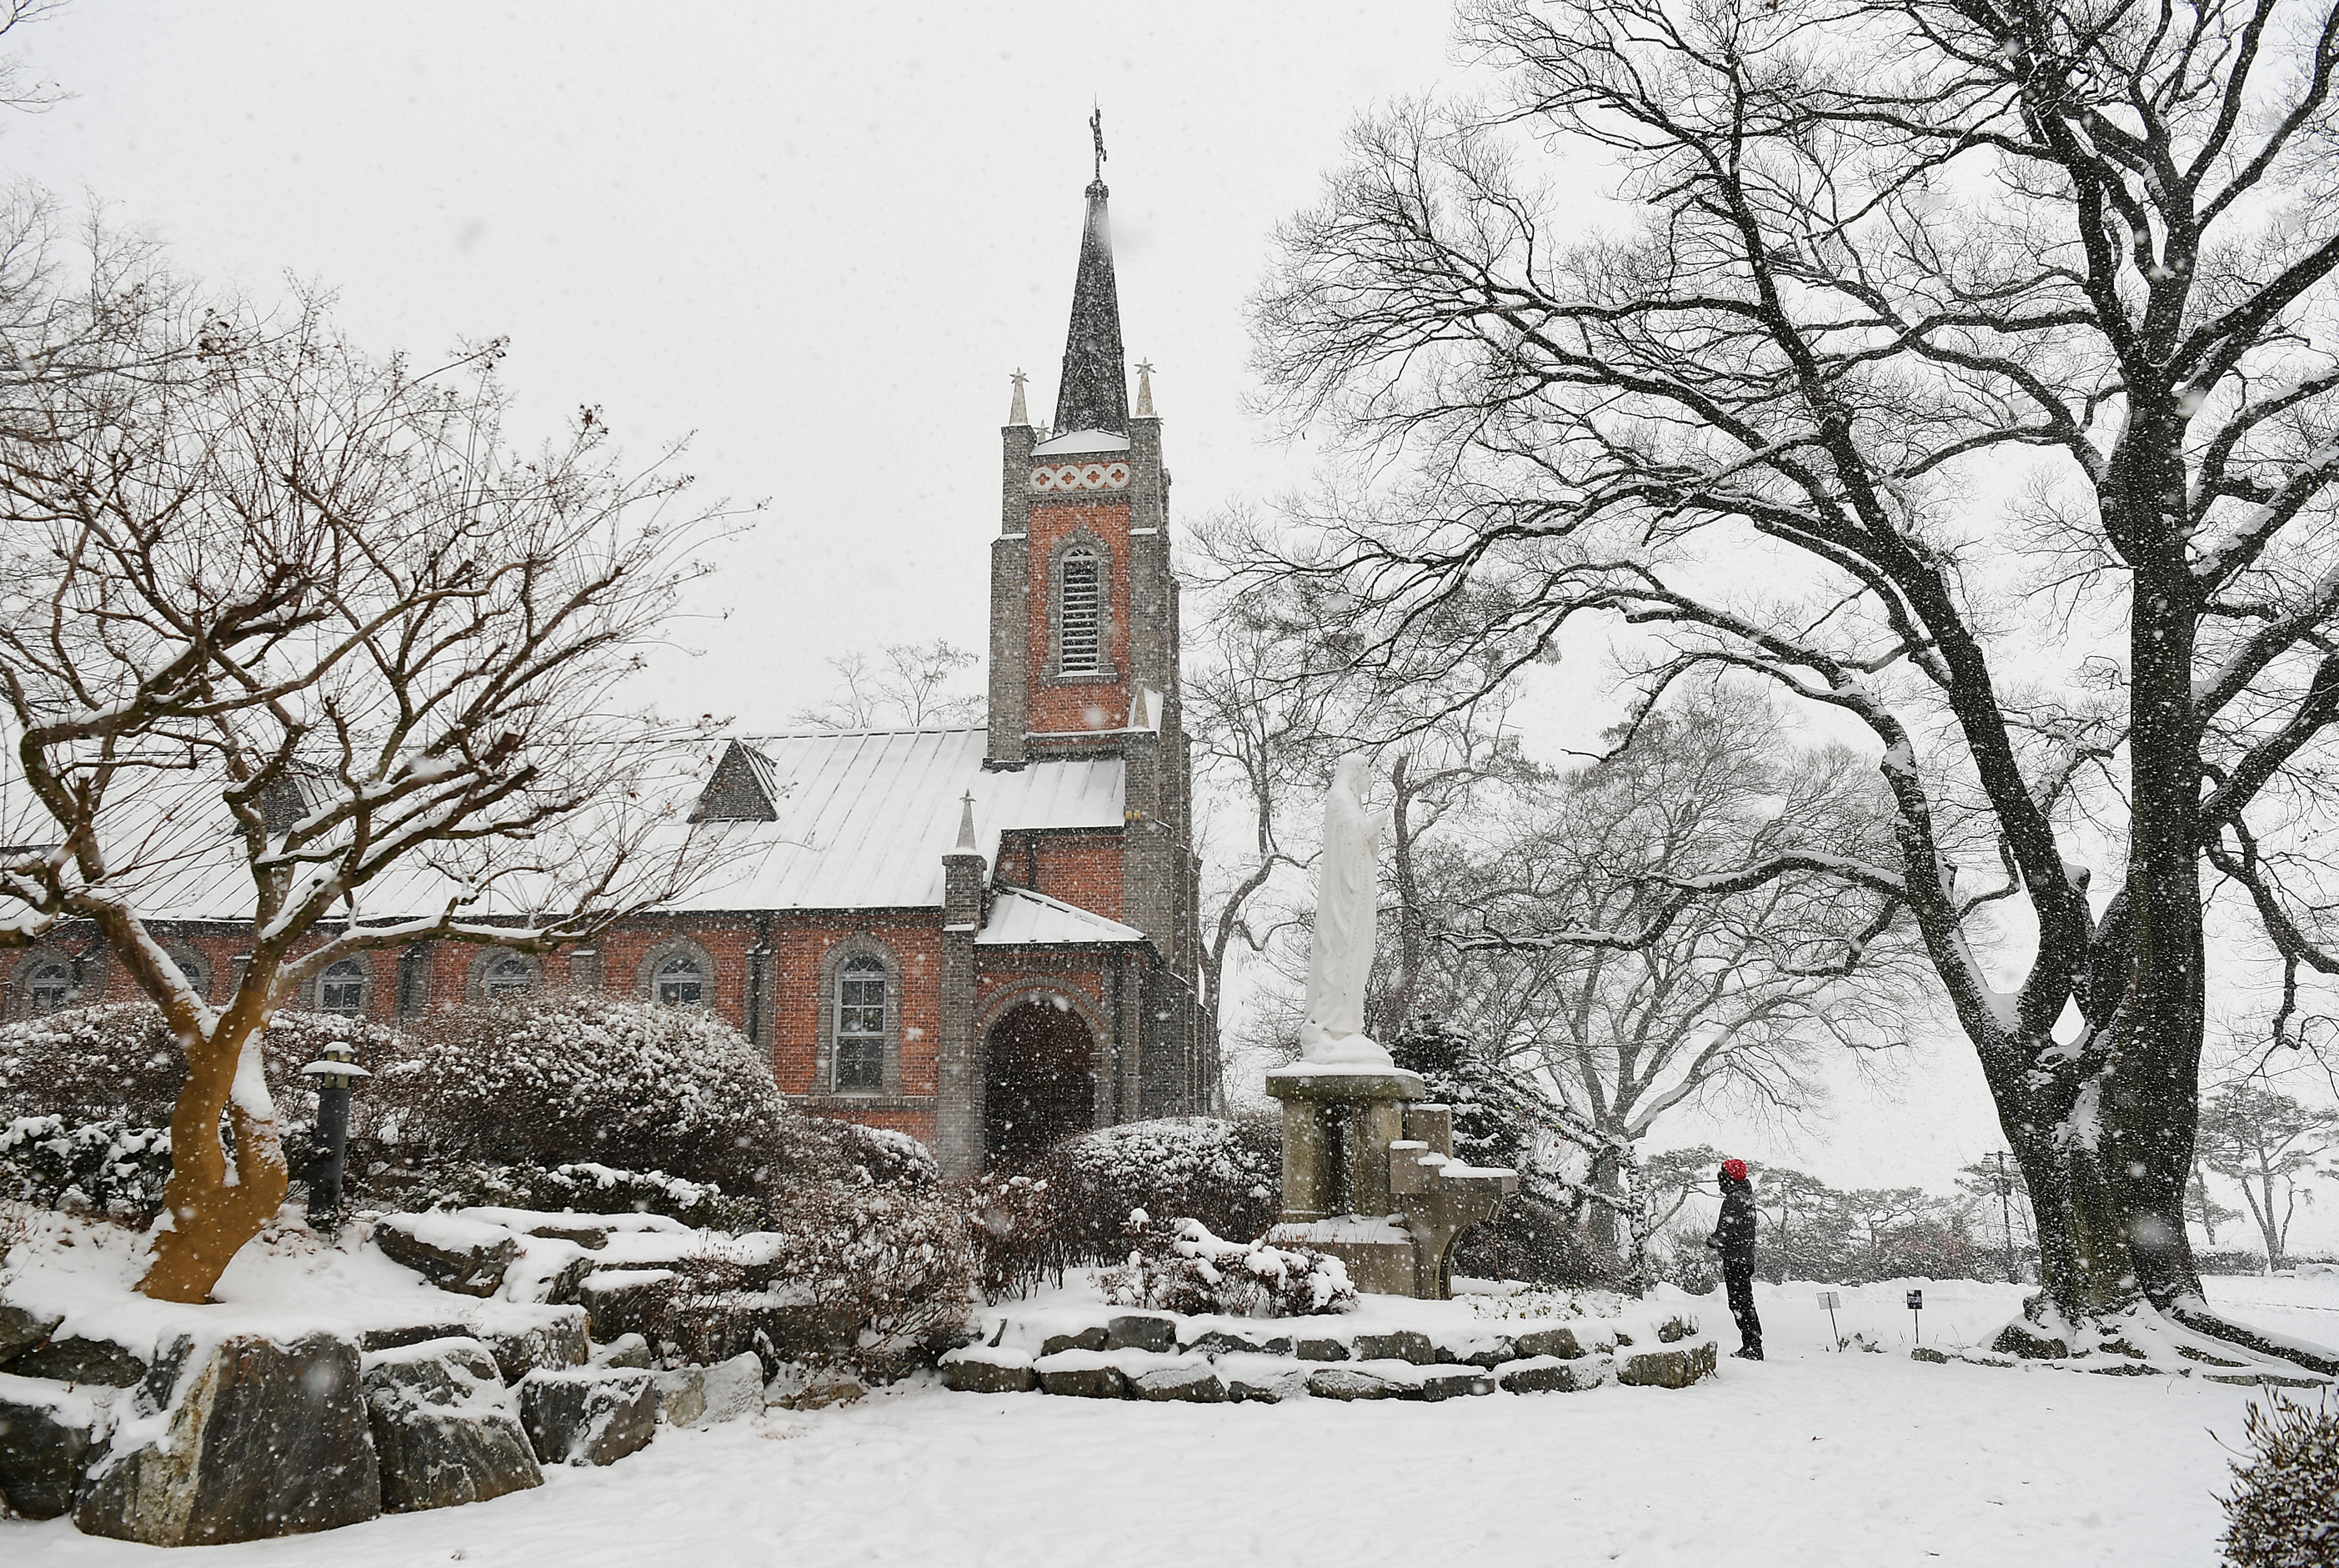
[1029,461,1131,493]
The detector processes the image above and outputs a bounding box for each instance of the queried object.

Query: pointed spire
[1053,128,1129,438]
[954,790,979,853]
[1009,368,1029,426]
[1134,360,1155,418]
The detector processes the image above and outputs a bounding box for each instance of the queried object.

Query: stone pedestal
[1264,1065,1516,1300]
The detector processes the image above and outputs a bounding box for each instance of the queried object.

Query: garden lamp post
[299,1042,371,1233]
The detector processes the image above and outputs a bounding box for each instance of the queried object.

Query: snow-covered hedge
[397,1160,766,1232]
[0,1003,397,1127]
[1038,1116,1279,1264]
[1098,1213,1356,1318]
[372,998,784,1191]
[0,1114,173,1222]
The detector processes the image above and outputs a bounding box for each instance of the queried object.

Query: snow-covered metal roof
[672,729,1124,911]
[12,728,1124,922]
[975,885,1145,947]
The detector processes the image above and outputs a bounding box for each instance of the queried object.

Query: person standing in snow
[1707,1158,1762,1360]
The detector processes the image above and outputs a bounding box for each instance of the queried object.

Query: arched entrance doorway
[984,993,1098,1168]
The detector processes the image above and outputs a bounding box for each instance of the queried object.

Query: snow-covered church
[5,173,1216,1179]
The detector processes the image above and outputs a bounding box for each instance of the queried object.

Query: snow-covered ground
[8,1270,2331,1567]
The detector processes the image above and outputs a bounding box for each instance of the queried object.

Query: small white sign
[1816,1290,1841,1310]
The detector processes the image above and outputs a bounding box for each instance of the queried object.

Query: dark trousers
[1723,1261,1762,1356]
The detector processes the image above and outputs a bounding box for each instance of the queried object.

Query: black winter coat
[1709,1179,1756,1267]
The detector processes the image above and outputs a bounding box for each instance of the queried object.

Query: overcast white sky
[12,2,2327,1240]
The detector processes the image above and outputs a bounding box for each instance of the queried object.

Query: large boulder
[74,1330,382,1546]
[361,1338,543,1513]
[0,1371,102,1520]
[517,1367,658,1466]
[374,1215,522,1298]
[655,1352,764,1428]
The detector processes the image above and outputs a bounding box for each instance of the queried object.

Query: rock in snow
[361,1337,543,1513]
[0,1300,63,1365]
[373,1215,523,1298]
[939,1347,1035,1394]
[656,1352,764,1428]
[518,1367,659,1466]
[9,1330,148,1386]
[0,1370,103,1519]
[74,1330,383,1546]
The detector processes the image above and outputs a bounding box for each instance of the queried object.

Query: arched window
[482,952,537,999]
[25,961,72,1015]
[1059,549,1102,674]
[163,945,212,1003]
[655,952,704,1007]
[318,958,368,1017]
[834,955,887,1092]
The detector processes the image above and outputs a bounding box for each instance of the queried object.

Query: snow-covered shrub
[0,1114,174,1223]
[759,1180,977,1377]
[964,1170,1064,1302]
[1098,1211,1356,1318]
[2220,1393,2339,1567]
[372,998,784,1191]
[1038,1116,1279,1265]
[1452,1194,1619,1288]
[764,1115,939,1191]
[2200,1249,2271,1276]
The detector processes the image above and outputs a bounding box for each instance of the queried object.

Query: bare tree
[1425,688,1920,1245]
[0,303,744,1300]
[2196,1081,2336,1266]
[789,639,985,731]
[1241,0,2339,1366]
[1184,594,1348,1051]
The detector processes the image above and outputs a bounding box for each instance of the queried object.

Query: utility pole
[1991,1150,2016,1283]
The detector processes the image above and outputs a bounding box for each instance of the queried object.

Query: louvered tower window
[1059,550,1101,674]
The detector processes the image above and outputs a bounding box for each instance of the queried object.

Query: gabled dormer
[689,739,780,823]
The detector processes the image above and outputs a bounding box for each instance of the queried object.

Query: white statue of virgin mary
[1298,753,1395,1066]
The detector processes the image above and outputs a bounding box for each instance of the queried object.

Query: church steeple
[1053,117,1128,438]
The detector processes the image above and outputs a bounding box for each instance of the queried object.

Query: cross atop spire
[1053,126,1129,438]
[954,790,979,854]
[1009,368,1029,426]
[1134,360,1155,418]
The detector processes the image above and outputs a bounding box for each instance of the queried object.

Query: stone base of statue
[1264,1063,1518,1300]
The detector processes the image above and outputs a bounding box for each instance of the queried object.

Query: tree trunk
[1582,1147,1621,1251]
[138,1011,288,1304]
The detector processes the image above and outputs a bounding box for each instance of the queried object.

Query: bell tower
[983,148,1196,1000]
[985,164,1180,772]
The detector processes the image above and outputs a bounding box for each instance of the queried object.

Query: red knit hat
[1720,1158,1749,1182]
